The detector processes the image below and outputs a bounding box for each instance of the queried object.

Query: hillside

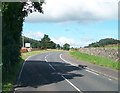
[22,36,40,48]
[85,38,120,48]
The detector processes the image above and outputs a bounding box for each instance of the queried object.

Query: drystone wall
[79,48,119,62]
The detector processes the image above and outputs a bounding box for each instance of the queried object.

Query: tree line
[23,34,70,50]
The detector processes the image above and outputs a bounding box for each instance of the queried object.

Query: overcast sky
[23,0,119,47]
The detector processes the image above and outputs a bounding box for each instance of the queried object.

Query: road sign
[25,43,30,48]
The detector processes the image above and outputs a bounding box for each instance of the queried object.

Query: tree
[63,43,70,50]
[2,1,44,73]
[40,34,56,49]
[40,34,51,49]
[49,41,56,49]
[56,44,60,49]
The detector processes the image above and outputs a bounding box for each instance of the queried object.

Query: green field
[70,51,119,70]
[3,50,49,92]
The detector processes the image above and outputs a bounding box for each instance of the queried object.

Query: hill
[85,38,120,48]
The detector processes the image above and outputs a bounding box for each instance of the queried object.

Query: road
[14,52,118,93]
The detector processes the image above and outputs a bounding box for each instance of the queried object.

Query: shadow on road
[15,60,85,88]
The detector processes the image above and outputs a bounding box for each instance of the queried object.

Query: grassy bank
[104,44,119,49]
[70,51,119,70]
[21,50,49,59]
[3,50,49,92]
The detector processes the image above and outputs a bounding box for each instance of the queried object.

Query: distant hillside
[85,38,120,48]
[22,36,40,48]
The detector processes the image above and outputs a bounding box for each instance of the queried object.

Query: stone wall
[79,48,119,62]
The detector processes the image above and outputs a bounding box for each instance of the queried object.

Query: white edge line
[17,62,25,84]
[60,54,77,66]
[60,53,117,80]
[17,55,34,83]
[86,67,117,80]
[17,53,45,84]
[85,69,99,75]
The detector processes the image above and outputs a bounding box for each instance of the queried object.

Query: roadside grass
[21,50,49,59]
[70,51,120,70]
[3,59,23,92]
[3,50,50,92]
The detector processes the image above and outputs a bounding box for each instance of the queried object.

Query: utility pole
[22,34,24,48]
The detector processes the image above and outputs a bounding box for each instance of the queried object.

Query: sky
[23,0,119,47]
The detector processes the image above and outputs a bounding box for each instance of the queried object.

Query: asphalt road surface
[14,52,118,93]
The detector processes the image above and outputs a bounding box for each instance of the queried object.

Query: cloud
[23,31,44,40]
[77,37,96,47]
[51,37,95,47]
[23,31,95,47]
[25,0,118,23]
[51,37,75,46]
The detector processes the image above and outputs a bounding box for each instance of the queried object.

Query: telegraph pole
[22,34,24,48]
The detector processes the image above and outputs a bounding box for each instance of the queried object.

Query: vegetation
[2,1,70,91]
[23,36,40,48]
[40,34,56,49]
[63,43,70,50]
[85,38,120,48]
[2,1,44,92]
[2,1,43,75]
[70,51,119,70]
[21,50,48,59]
[23,34,58,49]
[70,47,79,51]
[102,44,119,49]
[3,59,23,92]
[56,44,61,49]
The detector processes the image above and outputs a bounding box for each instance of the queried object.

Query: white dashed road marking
[45,53,82,92]
[61,75,82,92]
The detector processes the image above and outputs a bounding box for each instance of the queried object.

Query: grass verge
[70,51,119,70]
[3,50,49,92]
